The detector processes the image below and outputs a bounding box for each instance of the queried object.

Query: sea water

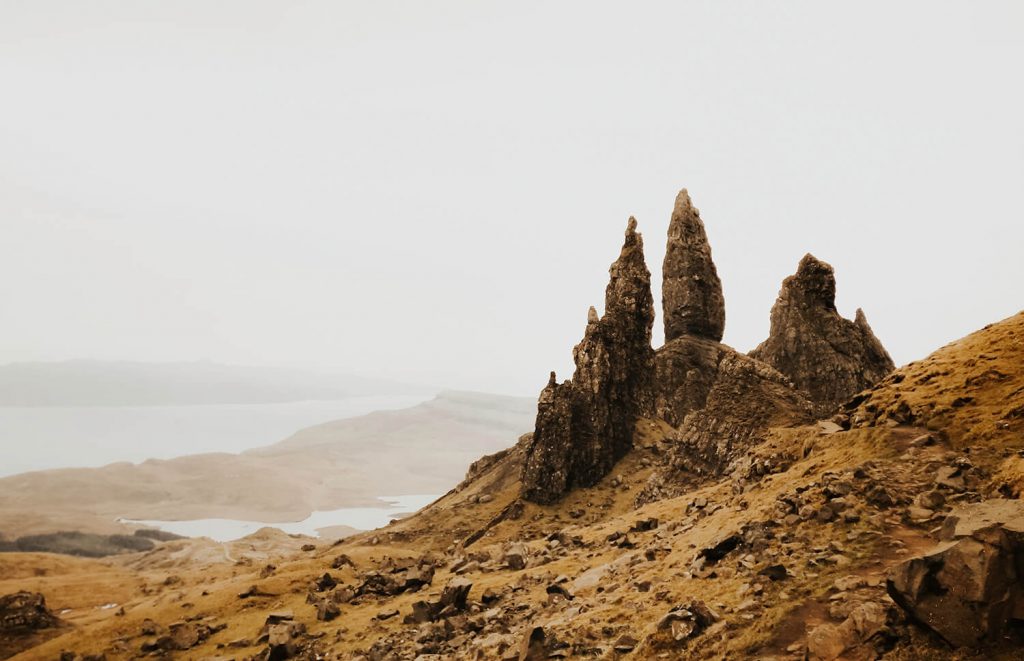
[119,494,440,541]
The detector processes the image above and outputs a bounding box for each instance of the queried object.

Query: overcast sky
[1,1,1021,395]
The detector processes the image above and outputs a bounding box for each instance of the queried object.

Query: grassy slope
[8,311,1024,660]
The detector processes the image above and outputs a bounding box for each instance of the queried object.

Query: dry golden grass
[6,310,1024,660]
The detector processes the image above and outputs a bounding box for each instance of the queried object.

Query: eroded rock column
[521,218,655,504]
[662,189,725,343]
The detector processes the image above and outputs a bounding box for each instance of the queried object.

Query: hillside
[9,309,1023,660]
[3,190,1022,661]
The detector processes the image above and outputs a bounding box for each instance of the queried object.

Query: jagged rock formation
[521,218,655,504]
[751,254,895,416]
[523,191,895,506]
[662,189,725,342]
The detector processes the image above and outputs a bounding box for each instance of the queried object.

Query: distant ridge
[0,360,431,406]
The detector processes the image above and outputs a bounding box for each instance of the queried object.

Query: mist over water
[0,395,428,477]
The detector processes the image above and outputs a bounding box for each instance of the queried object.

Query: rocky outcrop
[0,592,61,660]
[0,592,59,634]
[524,194,889,505]
[887,499,1024,648]
[645,341,813,492]
[519,375,574,504]
[751,254,894,416]
[662,190,725,343]
[521,218,655,504]
[654,336,811,431]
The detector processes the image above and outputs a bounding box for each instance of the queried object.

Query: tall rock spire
[605,217,655,336]
[521,219,655,505]
[750,254,895,416]
[662,189,726,343]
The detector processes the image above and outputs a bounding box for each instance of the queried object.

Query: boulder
[438,578,472,611]
[358,562,435,596]
[313,598,340,622]
[644,601,717,650]
[314,572,336,592]
[807,601,890,660]
[403,578,473,624]
[331,554,355,570]
[516,625,566,660]
[266,623,297,660]
[887,499,1024,648]
[143,621,214,653]
[503,542,528,570]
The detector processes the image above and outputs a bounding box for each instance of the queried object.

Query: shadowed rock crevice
[751,254,895,416]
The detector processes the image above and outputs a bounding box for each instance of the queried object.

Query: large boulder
[806,601,893,660]
[521,218,655,504]
[887,499,1024,648]
[751,254,894,415]
[662,189,725,343]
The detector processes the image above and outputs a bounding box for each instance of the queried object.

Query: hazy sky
[1,1,1021,395]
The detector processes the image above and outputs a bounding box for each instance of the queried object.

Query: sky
[1,1,1021,396]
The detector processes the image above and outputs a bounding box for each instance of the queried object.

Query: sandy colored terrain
[4,312,1022,660]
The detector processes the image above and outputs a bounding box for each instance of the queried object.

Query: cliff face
[523,190,892,505]
[521,218,655,505]
[751,254,895,416]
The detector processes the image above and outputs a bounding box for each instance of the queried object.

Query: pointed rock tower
[662,189,726,343]
[751,254,895,416]
[647,190,814,493]
[521,218,655,505]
